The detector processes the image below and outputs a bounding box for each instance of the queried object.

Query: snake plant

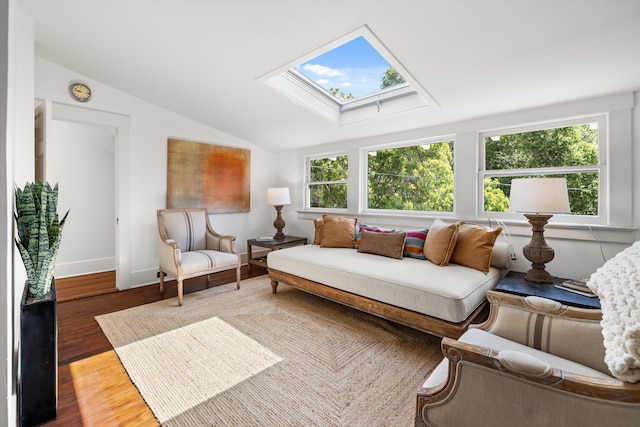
[15,182,69,301]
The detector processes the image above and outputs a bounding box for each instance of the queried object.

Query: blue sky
[296,36,391,98]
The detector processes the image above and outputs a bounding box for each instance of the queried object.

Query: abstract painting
[167,139,250,213]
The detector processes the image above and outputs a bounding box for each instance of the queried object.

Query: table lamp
[509,177,570,283]
[267,187,291,240]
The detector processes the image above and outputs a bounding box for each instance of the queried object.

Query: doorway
[49,119,116,277]
[34,101,131,293]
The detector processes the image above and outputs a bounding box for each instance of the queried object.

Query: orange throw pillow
[423,220,459,266]
[451,223,502,273]
[313,219,324,245]
[320,215,357,248]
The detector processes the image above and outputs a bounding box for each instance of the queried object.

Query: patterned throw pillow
[398,228,429,259]
[354,224,394,248]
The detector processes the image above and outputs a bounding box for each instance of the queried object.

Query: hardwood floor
[55,271,118,303]
[45,265,268,426]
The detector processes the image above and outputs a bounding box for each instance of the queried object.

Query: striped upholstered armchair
[157,208,240,306]
[416,290,640,427]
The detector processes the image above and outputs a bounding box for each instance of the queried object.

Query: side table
[247,235,307,272]
[495,271,600,309]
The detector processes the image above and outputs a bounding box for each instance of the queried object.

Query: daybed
[267,216,511,339]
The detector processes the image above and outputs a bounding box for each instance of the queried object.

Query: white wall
[278,93,639,281]
[4,6,36,427]
[48,120,116,277]
[1,3,13,426]
[35,57,280,289]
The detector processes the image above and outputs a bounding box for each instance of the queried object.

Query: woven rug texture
[96,276,442,426]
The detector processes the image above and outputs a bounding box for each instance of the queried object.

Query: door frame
[46,102,131,290]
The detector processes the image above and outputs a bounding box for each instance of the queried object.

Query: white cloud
[298,63,391,97]
[302,63,344,77]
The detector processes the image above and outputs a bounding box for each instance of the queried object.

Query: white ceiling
[17,0,640,152]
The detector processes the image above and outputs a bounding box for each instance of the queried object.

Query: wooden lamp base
[522,213,555,284]
[272,205,286,241]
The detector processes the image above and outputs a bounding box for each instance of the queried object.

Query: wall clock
[69,82,92,102]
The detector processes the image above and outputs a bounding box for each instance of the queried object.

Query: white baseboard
[54,257,116,278]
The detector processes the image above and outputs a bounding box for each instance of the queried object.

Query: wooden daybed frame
[268,269,489,339]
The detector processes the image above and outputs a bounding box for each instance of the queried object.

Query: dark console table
[495,271,600,309]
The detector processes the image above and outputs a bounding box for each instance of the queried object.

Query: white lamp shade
[509,178,570,214]
[267,187,291,206]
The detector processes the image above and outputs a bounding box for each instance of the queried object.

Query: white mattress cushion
[267,245,503,323]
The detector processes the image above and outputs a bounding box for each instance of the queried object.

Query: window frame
[478,115,607,225]
[288,68,415,111]
[304,152,349,212]
[361,136,456,215]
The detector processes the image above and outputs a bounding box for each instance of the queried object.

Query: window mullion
[484,165,601,177]
[309,180,347,186]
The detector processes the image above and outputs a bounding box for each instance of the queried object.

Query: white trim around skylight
[259,25,439,126]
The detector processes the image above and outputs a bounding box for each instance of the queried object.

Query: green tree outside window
[484,124,599,215]
[367,142,454,212]
[309,155,348,208]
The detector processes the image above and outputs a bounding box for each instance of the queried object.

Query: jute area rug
[96,276,443,426]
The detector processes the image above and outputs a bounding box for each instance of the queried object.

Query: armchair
[157,208,240,306]
[416,290,640,427]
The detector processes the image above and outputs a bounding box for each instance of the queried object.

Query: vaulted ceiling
[17,0,640,152]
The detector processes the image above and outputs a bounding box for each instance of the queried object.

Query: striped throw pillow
[400,229,429,259]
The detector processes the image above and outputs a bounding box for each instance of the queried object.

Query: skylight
[261,26,436,126]
[294,36,407,104]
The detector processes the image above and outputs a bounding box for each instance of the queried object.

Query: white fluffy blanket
[588,241,640,383]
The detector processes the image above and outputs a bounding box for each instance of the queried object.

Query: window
[306,154,348,209]
[365,139,454,212]
[481,116,605,221]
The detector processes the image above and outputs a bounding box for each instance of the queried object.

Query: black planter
[19,280,58,427]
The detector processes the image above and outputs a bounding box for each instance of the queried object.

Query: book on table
[554,284,598,298]
[561,279,592,292]
[255,236,274,241]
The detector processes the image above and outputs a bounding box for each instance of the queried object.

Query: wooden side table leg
[247,242,253,273]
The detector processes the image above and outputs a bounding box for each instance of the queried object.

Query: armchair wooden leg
[159,271,165,293]
[236,266,241,289]
[177,280,183,306]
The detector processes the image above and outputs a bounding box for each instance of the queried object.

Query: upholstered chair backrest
[159,209,208,252]
[483,295,608,374]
